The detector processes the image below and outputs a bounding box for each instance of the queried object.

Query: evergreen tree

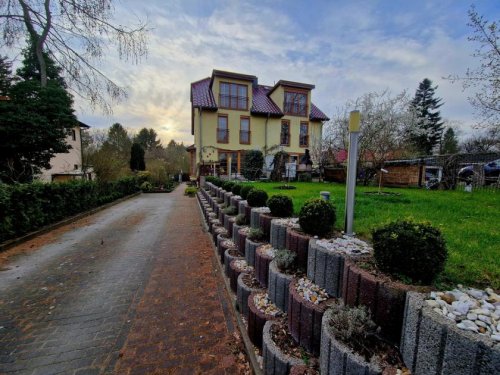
[0,49,76,183]
[410,78,444,155]
[134,128,161,151]
[0,56,14,96]
[242,150,264,180]
[441,128,459,154]
[130,143,146,171]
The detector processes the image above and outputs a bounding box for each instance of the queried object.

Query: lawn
[243,181,500,290]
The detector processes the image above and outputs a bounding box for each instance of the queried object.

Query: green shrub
[298,173,312,182]
[222,180,236,192]
[242,150,264,180]
[235,214,246,225]
[140,181,153,192]
[240,185,254,200]
[231,184,242,196]
[274,249,297,272]
[267,194,293,217]
[184,187,198,197]
[248,228,266,242]
[247,189,268,207]
[298,198,336,236]
[372,220,447,284]
[223,206,238,216]
[206,176,223,187]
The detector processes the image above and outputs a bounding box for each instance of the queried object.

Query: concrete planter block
[401,292,500,375]
[263,321,303,375]
[255,245,275,288]
[237,227,250,255]
[216,233,229,258]
[268,260,293,313]
[245,205,252,224]
[259,213,273,241]
[245,237,263,267]
[232,223,243,245]
[320,308,382,375]
[224,248,243,278]
[208,219,221,235]
[270,219,289,250]
[247,292,278,348]
[224,215,235,238]
[230,195,241,209]
[218,207,224,223]
[237,272,263,319]
[286,228,312,271]
[238,200,248,217]
[342,260,427,345]
[250,207,262,229]
[229,259,252,293]
[288,279,329,356]
[307,239,348,298]
[224,191,233,207]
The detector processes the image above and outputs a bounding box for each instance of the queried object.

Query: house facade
[38,122,92,182]
[189,70,329,177]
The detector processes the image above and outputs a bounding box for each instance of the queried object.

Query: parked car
[458,159,500,183]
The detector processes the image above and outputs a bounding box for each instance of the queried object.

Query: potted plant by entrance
[320,303,406,375]
[342,220,446,344]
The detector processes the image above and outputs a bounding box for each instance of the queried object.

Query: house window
[217,115,229,143]
[284,91,307,116]
[240,117,251,144]
[220,82,248,110]
[219,152,228,175]
[71,129,76,141]
[219,152,238,175]
[280,121,290,146]
[299,122,309,147]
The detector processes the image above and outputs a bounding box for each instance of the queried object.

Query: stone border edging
[237,228,249,255]
[232,223,243,246]
[400,292,500,375]
[255,245,274,288]
[259,213,273,241]
[263,320,303,375]
[229,259,247,293]
[248,292,278,348]
[237,272,263,319]
[0,192,141,252]
[245,237,263,267]
[320,308,382,375]
[270,219,288,250]
[250,207,262,229]
[224,215,235,238]
[286,228,311,270]
[268,260,294,313]
[224,249,243,277]
[307,239,346,298]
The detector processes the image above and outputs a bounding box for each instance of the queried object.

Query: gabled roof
[310,103,329,121]
[191,77,217,110]
[251,85,283,117]
[267,80,315,96]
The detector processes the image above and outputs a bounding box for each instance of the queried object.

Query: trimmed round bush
[240,185,255,200]
[372,220,447,284]
[267,194,293,217]
[298,198,336,237]
[222,180,236,192]
[247,189,269,207]
[232,184,242,196]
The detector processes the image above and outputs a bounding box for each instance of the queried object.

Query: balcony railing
[217,128,229,143]
[240,130,251,144]
[219,94,248,110]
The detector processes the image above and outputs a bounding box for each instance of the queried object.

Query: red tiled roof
[251,85,283,116]
[310,103,330,121]
[191,77,217,109]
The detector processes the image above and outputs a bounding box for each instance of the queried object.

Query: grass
[243,181,500,290]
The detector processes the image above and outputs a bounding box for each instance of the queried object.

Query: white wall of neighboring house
[38,125,87,182]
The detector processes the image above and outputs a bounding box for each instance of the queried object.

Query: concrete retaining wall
[307,240,346,298]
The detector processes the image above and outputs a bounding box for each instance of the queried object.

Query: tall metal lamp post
[344,110,360,236]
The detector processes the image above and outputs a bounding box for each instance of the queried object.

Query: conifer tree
[410,78,444,155]
[130,143,146,171]
[441,127,459,154]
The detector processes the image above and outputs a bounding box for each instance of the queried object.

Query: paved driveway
[0,187,247,374]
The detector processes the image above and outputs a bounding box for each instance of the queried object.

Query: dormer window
[284,90,307,116]
[219,82,248,110]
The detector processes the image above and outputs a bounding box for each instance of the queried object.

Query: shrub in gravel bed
[267,194,294,218]
[372,220,447,284]
[223,206,238,216]
[247,189,268,207]
[240,185,254,200]
[275,249,297,273]
[222,180,236,192]
[248,228,266,242]
[235,214,246,225]
[299,198,336,237]
[231,184,242,196]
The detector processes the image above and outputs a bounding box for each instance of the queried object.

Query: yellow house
[188,70,329,177]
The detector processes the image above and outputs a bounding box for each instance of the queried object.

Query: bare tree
[1,0,148,113]
[461,127,500,153]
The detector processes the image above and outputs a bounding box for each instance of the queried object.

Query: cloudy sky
[75,0,499,144]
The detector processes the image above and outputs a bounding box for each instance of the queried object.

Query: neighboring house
[188,70,329,177]
[38,121,92,182]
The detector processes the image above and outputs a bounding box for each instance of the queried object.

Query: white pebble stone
[467,313,478,321]
[478,315,492,324]
[457,320,479,332]
[492,335,500,342]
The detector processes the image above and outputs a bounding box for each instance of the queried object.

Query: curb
[0,192,141,253]
[196,196,263,375]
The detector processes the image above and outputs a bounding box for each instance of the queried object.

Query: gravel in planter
[271,218,300,249]
[237,272,264,319]
[251,207,271,229]
[289,278,331,356]
[209,219,221,234]
[220,238,237,264]
[213,225,228,244]
[289,365,320,375]
[308,236,372,297]
[255,244,278,288]
[248,292,284,348]
[268,259,295,313]
[216,232,229,257]
[401,292,500,375]
[224,248,243,278]
[286,227,312,271]
[238,226,251,255]
[263,319,304,375]
[229,259,254,293]
[245,236,264,267]
[342,259,430,345]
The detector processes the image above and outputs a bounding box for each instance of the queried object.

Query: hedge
[0,176,141,243]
